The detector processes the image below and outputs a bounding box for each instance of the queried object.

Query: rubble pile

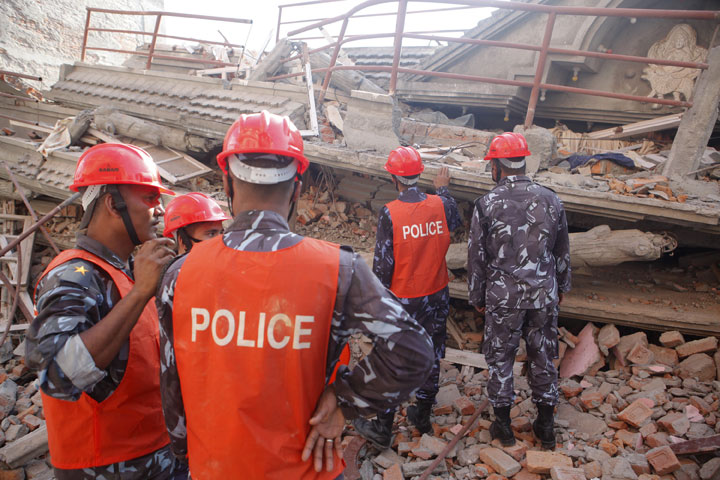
[0,341,52,479]
[345,327,720,480]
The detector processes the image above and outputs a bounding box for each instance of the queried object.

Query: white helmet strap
[82,184,104,211]
[228,154,298,184]
[395,175,418,186]
[498,157,526,169]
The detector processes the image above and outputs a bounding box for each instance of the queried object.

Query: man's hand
[302,385,345,472]
[558,293,564,305]
[474,305,485,316]
[133,238,175,301]
[433,166,451,189]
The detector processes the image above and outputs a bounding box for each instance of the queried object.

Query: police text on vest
[402,221,444,240]
[191,308,313,349]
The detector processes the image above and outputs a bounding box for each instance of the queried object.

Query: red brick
[648,345,678,367]
[645,432,670,448]
[615,429,641,449]
[579,390,604,410]
[502,442,528,462]
[511,416,532,433]
[583,461,602,479]
[618,399,654,427]
[550,466,587,480]
[454,396,476,416]
[689,396,712,415]
[646,445,681,475]
[383,463,403,480]
[597,323,620,354]
[526,451,573,474]
[559,380,583,398]
[433,404,453,415]
[659,330,684,348]
[21,414,42,431]
[607,420,627,430]
[599,438,618,456]
[657,412,690,436]
[627,343,655,365]
[487,475,506,480]
[626,453,651,475]
[478,447,522,477]
[465,385,484,396]
[0,469,25,480]
[514,468,541,480]
[10,364,27,377]
[675,336,718,358]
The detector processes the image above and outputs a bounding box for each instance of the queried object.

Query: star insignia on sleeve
[74,265,88,276]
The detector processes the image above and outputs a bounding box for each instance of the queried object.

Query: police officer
[156,111,434,479]
[163,192,230,255]
[26,144,183,479]
[354,147,461,448]
[468,132,571,450]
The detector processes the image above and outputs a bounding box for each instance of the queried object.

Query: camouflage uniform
[374,185,461,403]
[468,175,571,408]
[156,210,434,466]
[26,235,186,480]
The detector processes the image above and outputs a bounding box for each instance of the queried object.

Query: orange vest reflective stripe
[36,249,168,469]
[173,236,344,480]
[386,194,451,298]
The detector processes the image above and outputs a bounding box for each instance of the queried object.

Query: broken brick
[559,323,602,378]
[618,399,654,427]
[550,466,587,480]
[597,323,620,356]
[657,412,690,436]
[648,344,678,367]
[383,463,403,480]
[454,396,475,416]
[615,429,641,449]
[645,432,670,448]
[559,380,583,398]
[579,390,604,410]
[599,438,618,456]
[639,423,657,438]
[583,461,602,479]
[514,468,541,480]
[511,416,531,433]
[646,445,681,475]
[659,330,684,348]
[502,442,527,462]
[478,447,522,477]
[627,343,654,365]
[526,450,573,474]
[675,336,718,358]
[625,453,651,475]
[689,396,712,415]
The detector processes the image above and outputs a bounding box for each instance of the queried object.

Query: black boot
[353,410,395,449]
[407,400,433,434]
[533,404,556,450]
[489,405,515,447]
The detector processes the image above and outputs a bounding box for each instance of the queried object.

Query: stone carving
[642,24,707,108]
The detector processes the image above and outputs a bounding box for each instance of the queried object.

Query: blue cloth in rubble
[567,152,635,170]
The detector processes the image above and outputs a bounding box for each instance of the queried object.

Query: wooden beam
[586,113,683,140]
[669,434,720,455]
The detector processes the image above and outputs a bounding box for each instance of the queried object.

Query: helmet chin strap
[225,174,235,218]
[287,174,301,222]
[177,227,200,253]
[107,185,142,247]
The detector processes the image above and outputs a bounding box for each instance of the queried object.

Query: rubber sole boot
[490,405,516,447]
[352,411,394,449]
[407,401,433,434]
[533,404,557,450]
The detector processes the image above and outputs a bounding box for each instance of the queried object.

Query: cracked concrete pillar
[663,45,720,177]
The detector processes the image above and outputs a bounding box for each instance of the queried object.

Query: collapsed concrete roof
[398,0,720,126]
[343,46,437,91]
[46,63,309,137]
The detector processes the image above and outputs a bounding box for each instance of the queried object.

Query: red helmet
[70,143,175,195]
[484,132,531,160]
[216,111,308,176]
[163,193,231,238]
[384,146,424,177]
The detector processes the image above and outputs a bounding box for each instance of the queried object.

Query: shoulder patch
[47,258,98,289]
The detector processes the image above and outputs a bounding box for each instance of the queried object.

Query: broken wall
[0,0,164,89]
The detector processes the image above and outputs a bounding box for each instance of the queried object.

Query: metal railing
[274,0,719,128]
[80,8,253,71]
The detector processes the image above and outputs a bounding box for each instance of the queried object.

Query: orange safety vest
[36,249,168,469]
[173,236,344,480]
[386,194,451,298]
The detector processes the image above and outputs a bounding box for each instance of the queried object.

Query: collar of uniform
[225,210,290,233]
[76,234,130,271]
[397,186,426,203]
[498,175,531,187]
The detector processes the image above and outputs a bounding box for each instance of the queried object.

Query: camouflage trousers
[53,446,188,480]
[401,286,449,404]
[482,303,559,408]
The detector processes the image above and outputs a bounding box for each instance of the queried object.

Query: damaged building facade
[0,0,720,478]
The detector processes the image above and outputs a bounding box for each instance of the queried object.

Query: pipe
[0,192,81,261]
[86,7,252,23]
[389,0,409,96]
[525,12,556,129]
[0,71,42,82]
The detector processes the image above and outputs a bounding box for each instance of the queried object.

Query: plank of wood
[446,317,466,350]
[587,113,683,140]
[669,434,720,455]
[445,347,487,369]
[0,424,48,468]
